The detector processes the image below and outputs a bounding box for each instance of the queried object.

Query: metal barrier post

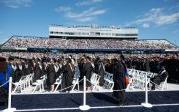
[3,77,16,112]
[141,74,153,108]
[79,76,90,111]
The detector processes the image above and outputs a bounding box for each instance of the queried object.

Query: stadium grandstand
[0,36,178,53]
[0,25,178,53]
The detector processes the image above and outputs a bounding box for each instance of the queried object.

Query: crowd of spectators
[2,36,178,50]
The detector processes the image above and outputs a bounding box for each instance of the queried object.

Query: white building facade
[49,25,138,39]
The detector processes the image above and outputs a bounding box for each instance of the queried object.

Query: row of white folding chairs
[12,73,34,93]
[128,69,157,78]
[127,69,151,90]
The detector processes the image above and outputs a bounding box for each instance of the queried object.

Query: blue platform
[5,91,179,112]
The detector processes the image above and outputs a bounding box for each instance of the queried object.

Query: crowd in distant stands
[2,36,178,50]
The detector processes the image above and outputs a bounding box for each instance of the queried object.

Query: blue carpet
[1,91,179,112]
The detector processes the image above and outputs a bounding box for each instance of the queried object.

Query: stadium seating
[1,36,178,50]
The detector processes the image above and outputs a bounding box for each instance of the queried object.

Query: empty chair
[32,75,46,93]
[12,76,27,93]
[103,72,114,90]
[90,73,101,91]
[54,74,63,92]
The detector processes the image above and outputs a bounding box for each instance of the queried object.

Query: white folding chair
[32,75,46,93]
[71,78,80,92]
[103,72,114,90]
[54,74,63,92]
[12,76,27,93]
[160,76,168,90]
[90,73,101,91]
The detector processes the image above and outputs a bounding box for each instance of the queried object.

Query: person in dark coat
[54,60,62,78]
[61,58,74,92]
[104,59,113,74]
[78,57,86,85]
[23,60,31,76]
[94,57,105,86]
[11,60,18,82]
[112,56,126,105]
[46,60,56,91]
[14,60,24,82]
[83,56,94,90]
[33,61,43,82]
[94,57,100,74]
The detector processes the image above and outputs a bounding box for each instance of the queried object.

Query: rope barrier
[86,78,127,93]
[59,78,84,92]
[0,80,9,88]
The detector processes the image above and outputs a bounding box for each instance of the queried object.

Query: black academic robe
[105,63,113,74]
[98,62,105,86]
[33,63,42,82]
[46,64,56,86]
[79,62,85,83]
[14,64,24,82]
[61,64,74,90]
[23,63,30,76]
[112,60,126,102]
[84,62,94,87]
[55,64,62,78]
[112,60,126,90]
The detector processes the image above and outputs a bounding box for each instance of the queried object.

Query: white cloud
[55,6,71,12]
[67,7,106,18]
[131,8,179,27]
[56,6,107,22]
[2,0,32,8]
[76,0,103,6]
[142,23,150,28]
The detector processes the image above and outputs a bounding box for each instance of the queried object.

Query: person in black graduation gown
[46,59,56,92]
[61,58,74,92]
[79,57,85,78]
[104,58,113,74]
[94,57,105,86]
[33,60,43,82]
[14,60,24,82]
[23,60,30,76]
[54,59,62,78]
[78,57,86,85]
[11,60,18,82]
[112,56,126,105]
[94,57,100,74]
[83,56,94,90]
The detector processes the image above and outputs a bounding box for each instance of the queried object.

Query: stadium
[0,24,179,112]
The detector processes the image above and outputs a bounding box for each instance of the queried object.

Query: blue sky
[0,0,179,45]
